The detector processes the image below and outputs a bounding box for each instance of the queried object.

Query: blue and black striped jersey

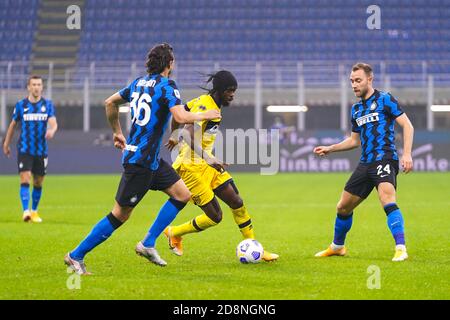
[119,74,182,170]
[12,97,56,157]
[351,90,404,163]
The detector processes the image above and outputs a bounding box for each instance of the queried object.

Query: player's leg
[29,156,48,221]
[19,171,32,221]
[66,202,131,274]
[137,160,190,266]
[140,179,190,249]
[18,153,33,222]
[65,164,148,273]
[214,180,279,261]
[168,196,222,238]
[163,165,219,255]
[70,202,132,257]
[316,163,372,257]
[29,174,44,223]
[214,180,253,239]
[165,196,223,256]
[373,160,407,261]
[315,190,364,257]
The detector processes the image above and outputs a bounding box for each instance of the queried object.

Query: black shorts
[115,159,181,207]
[17,153,48,176]
[344,159,399,199]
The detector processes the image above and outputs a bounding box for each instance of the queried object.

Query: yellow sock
[171,213,217,237]
[231,205,255,239]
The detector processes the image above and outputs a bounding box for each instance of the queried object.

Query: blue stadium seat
[2,0,450,85]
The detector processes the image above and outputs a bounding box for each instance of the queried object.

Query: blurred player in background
[314,63,414,262]
[164,70,279,261]
[2,75,58,223]
[64,43,221,274]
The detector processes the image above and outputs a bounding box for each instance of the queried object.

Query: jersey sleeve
[12,101,22,122]
[185,99,195,111]
[165,80,182,108]
[350,106,360,133]
[118,82,133,102]
[47,100,56,117]
[384,93,404,119]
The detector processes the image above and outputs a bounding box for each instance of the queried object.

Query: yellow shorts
[174,164,232,206]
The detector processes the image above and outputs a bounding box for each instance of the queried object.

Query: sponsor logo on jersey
[125,144,138,152]
[356,112,379,126]
[206,124,219,134]
[23,113,48,121]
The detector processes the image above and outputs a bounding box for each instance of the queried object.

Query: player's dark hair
[201,70,238,95]
[27,75,43,85]
[352,62,373,77]
[145,43,174,75]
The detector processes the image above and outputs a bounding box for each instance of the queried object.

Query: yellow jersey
[172,94,221,170]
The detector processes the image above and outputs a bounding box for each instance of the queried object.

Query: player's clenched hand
[45,130,55,140]
[165,137,178,151]
[313,145,332,156]
[2,143,11,158]
[401,154,413,173]
[113,133,126,150]
[206,156,228,173]
[202,109,221,121]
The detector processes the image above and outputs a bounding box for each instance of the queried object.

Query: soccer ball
[236,239,264,264]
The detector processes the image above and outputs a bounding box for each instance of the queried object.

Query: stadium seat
[2,0,450,88]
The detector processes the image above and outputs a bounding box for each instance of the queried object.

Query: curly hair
[145,43,174,75]
[201,70,238,95]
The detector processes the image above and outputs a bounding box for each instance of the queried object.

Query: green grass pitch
[0,173,449,299]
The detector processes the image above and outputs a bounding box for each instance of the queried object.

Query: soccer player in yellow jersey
[164,70,278,262]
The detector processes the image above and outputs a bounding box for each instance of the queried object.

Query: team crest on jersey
[130,195,138,204]
[370,101,377,110]
[41,106,46,112]
[356,112,379,126]
[199,105,206,111]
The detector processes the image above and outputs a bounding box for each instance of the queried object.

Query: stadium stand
[0,0,38,61]
[77,0,450,63]
[1,0,449,86]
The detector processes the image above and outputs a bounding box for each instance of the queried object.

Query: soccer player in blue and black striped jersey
[313,63,414,262]
[64,43,221,274]
[3,75,58,223]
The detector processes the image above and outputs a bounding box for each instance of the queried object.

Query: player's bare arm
[179,123,228,172]
[314,132,361,156]
[395,113,414,173]
[45,117,58,140]
[105,92,127,150]
[2,120,17,157]
[166,107,221,151]
[170,104,221,124]
[165,116,184,151]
